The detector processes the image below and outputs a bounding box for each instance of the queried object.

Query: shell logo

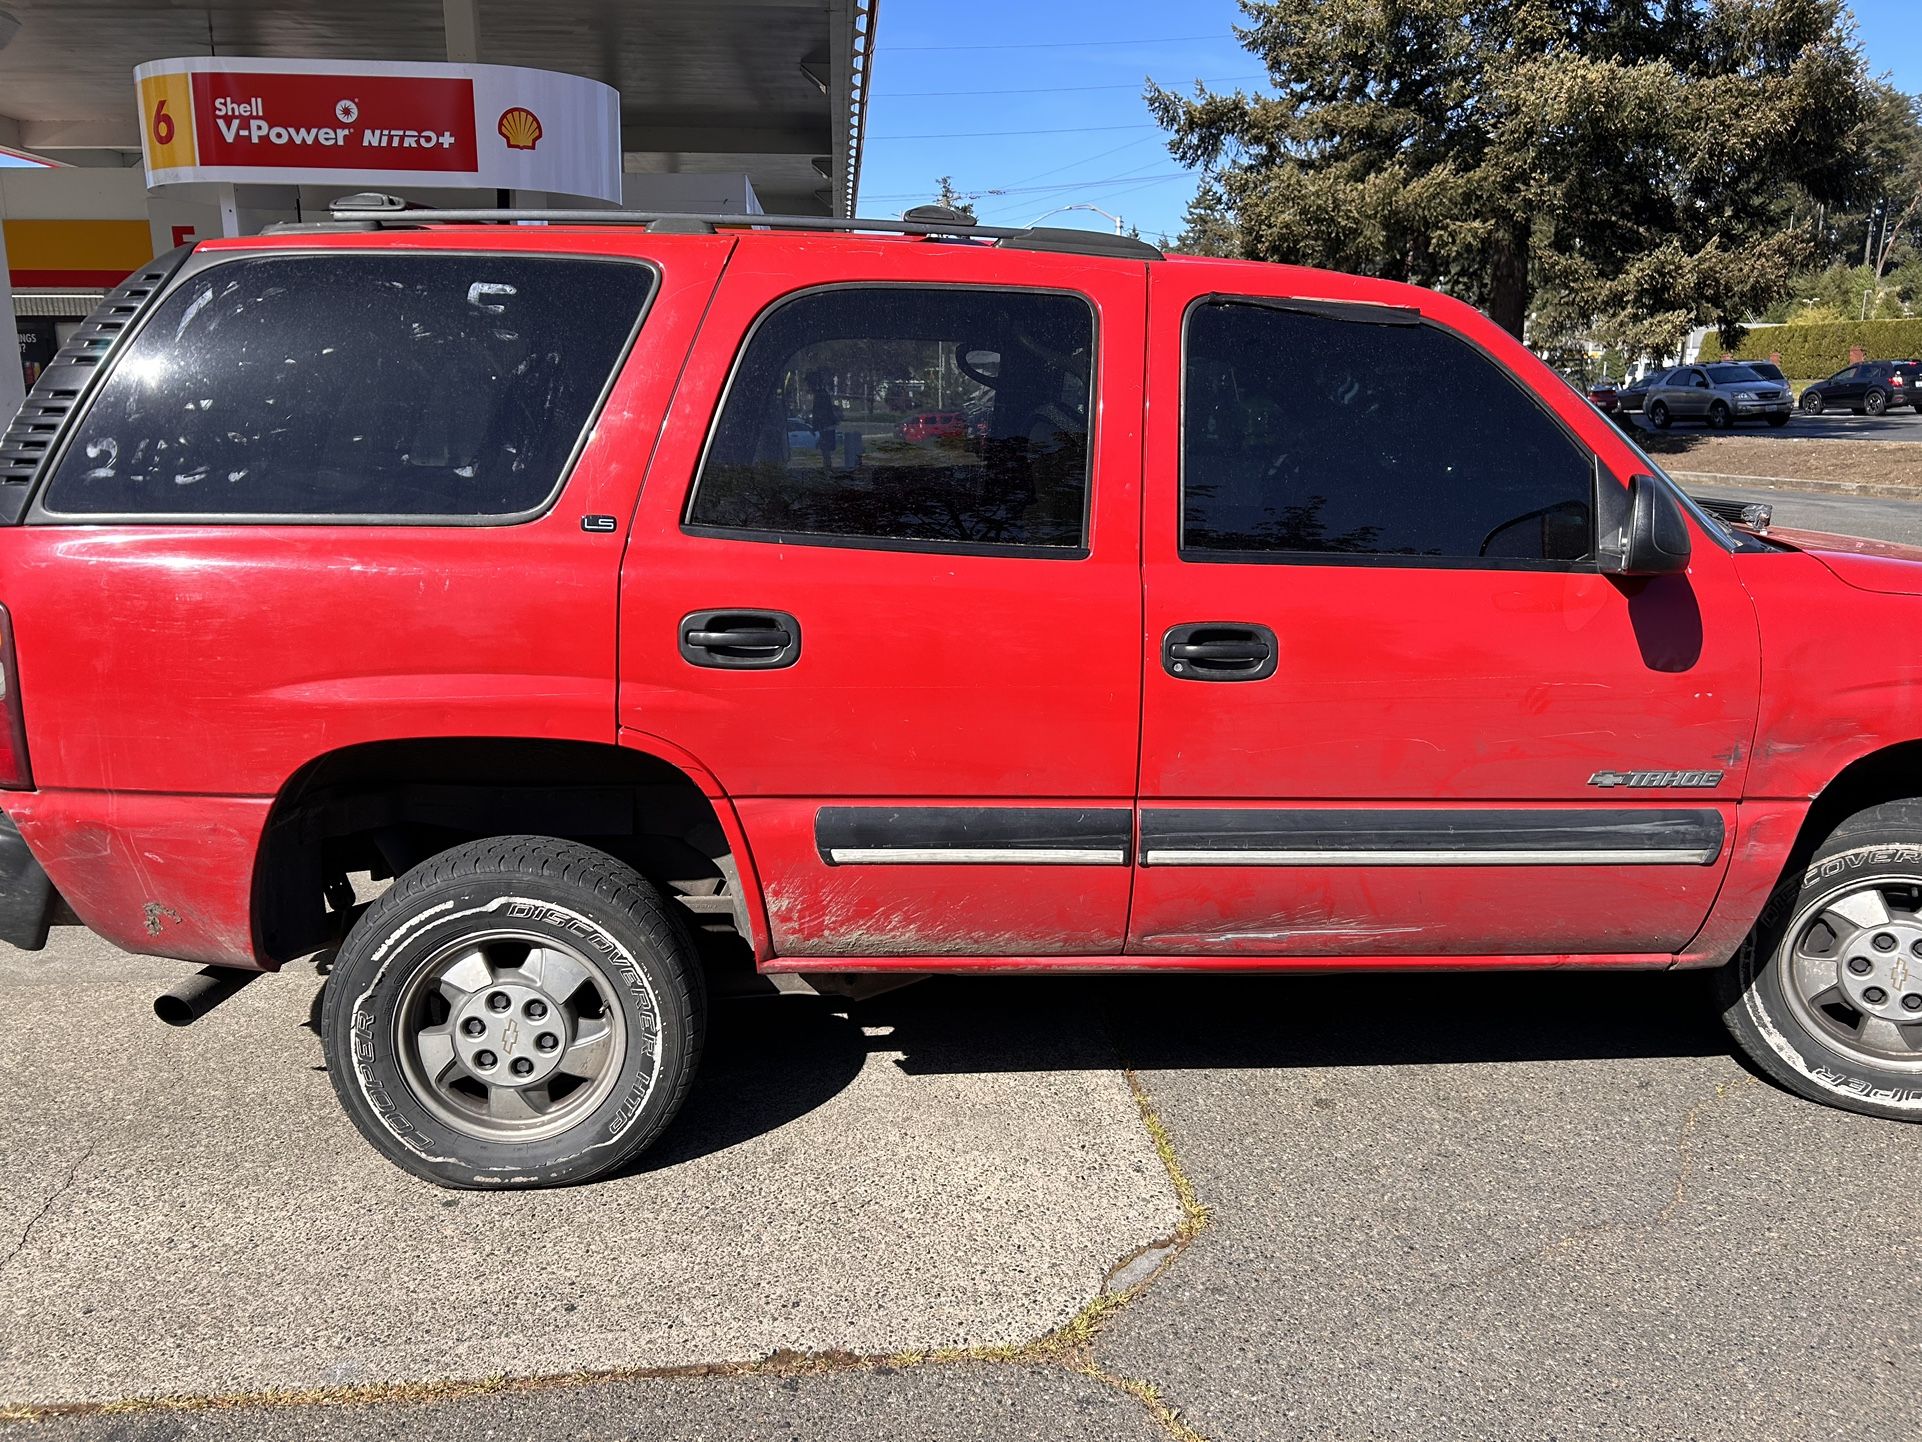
[497,107,542,151]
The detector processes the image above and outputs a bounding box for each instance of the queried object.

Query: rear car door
[1682,368,1714,417]
[1130,269,1760,960]
[619,239,1146,959]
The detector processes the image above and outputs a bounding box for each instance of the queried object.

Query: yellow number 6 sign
[138,70,197,171]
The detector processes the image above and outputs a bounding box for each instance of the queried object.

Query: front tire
[322,836,707,1188]
[1801,391,1825,414]
[1707,400,1732,429]
[1648,399,1672,429]
[1766,412,1790,427]
[1718,800,1922,1123]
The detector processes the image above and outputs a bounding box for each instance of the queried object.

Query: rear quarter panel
[0,229,730,965]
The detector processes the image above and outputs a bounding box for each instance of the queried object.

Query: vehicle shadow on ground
[298,963,1738,1171]
[625,969,1736,1170]
[883,969,1732,1074]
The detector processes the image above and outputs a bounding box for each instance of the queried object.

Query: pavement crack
[0,1142,95,1279]
[1074,1360,1214,1442]
[1655,1075,1757,1226]
[1448,1074,1761,1294]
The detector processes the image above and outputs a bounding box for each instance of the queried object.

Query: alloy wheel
[1779,879,1922,1069]
[392,930,633,1141]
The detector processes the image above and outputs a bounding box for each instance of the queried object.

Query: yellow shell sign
[497,107,543,151]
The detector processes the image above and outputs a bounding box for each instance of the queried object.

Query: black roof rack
[310,194,1164,261]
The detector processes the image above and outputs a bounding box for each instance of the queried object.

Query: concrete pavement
[0,941,1177,1406]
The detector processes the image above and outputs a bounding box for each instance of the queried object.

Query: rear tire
[1867,389,1888,416]
[322,836,707,1188]
[1718,800,1922,1123]
[1648,399,1672,429]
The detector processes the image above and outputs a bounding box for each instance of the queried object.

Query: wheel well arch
[1792,740,1922,866]
[251,737,759,965]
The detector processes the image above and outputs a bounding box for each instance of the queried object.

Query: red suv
[897,410,967,442]
[2,204,1919,1189]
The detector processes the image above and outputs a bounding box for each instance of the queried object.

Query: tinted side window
[43,254,652,519]
[1181,302,1593,563]
[687,287,1094,552]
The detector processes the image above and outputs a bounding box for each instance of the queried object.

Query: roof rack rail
[319,196,1164,261]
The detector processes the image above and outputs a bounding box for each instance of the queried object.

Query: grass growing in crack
[1125,1067,1211,1241]
[1084,1366,1212,1442]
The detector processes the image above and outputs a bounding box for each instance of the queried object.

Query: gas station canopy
[0,0,876,217]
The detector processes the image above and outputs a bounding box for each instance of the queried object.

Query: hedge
[1732,318,1922,378]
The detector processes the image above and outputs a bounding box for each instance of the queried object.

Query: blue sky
[857,0,1922,236]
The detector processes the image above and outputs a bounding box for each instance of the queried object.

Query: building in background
[1,0,878,405]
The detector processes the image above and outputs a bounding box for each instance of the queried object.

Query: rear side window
[686,286,1095,553]
[41,253,652,519]
[1181,301,1594,564]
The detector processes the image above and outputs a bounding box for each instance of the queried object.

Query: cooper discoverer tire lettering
[321,836,707,1188]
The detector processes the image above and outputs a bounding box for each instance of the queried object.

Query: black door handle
[1163,623,1277,682]
[680,610,802,669]
[685,627,790,650]
[1170,640,1268,662]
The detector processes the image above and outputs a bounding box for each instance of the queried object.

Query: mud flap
[0,809,56,950]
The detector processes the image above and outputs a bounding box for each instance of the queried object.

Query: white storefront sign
[135,57,621,202]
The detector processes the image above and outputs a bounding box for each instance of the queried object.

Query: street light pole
[1027,202,1126,234]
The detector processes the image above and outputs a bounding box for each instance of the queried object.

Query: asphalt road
[1687,481,1922,546]
[1627,402,1922,441]
[11,481,1922,1441]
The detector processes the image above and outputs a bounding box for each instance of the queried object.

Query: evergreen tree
[1150,0,1894,352]
[932,176,977,221]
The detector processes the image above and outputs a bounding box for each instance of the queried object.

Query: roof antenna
[900,204,975,237]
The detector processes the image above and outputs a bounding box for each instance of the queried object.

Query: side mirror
[1597,473,1691,576]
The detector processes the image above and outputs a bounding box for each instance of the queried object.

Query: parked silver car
[1644,363,1792,429]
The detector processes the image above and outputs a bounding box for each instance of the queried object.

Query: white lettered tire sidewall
[1725,839,1922,1122]
[323,840,703,1188]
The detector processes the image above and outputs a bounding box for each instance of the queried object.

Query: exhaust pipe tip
[155,966,260,1027]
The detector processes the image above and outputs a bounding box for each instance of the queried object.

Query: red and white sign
[136,57,619,202]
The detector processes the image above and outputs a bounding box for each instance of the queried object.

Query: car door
[1826,366,1863,407]
[1130,267,1760,960]
[1652,369,1691,417]
[1681,367,1715,418]
[619,239,1146,958]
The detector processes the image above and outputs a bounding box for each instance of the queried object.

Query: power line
[868,122,1160,141]
[887,33,1227,52]
[975,170,1194,221]
[886,73,1265,98]
[993,133,1166,192]
[866,171,1190,202]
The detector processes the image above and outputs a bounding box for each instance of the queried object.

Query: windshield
[1706,364,1763,384]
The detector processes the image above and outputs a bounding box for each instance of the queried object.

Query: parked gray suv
[1643,363,1792,429]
